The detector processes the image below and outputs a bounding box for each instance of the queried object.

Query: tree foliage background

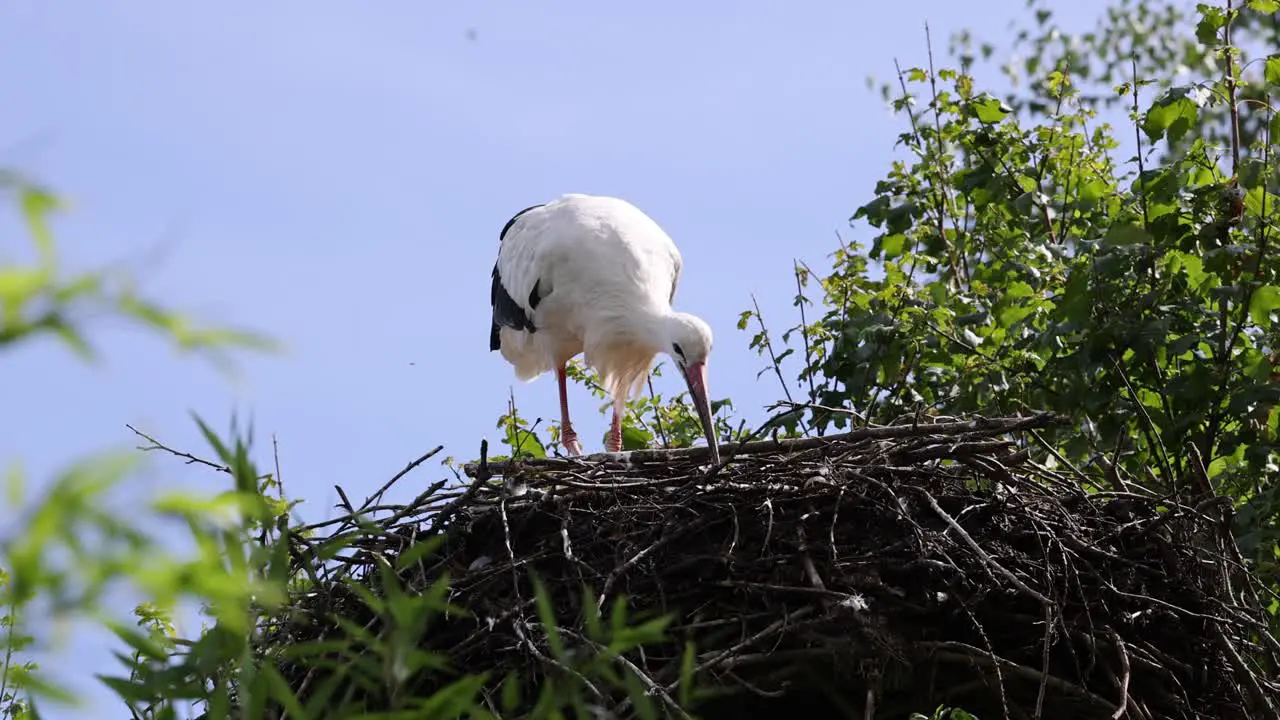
[4,0,1280,717]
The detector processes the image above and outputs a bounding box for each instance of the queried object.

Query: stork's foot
[561,431,584,457]
[605,429,624,453]
[605,407,626,453]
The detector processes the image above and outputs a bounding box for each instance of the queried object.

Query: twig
[911,487,1053,607]
[598,519,710,611]
[426,441,493,535]
[749,294,809,436]
[1224,0,1241,181]
[791,261,820,428]
[271,432,284,496]
[1111,631,1131,720]
[1130,55,1151,263]
[565,630,693,720]
[672,606,816,686]
[358,445,445,514]
[513,621,604,702]
[333,485,355,515]
[1213,622,1280,719]
[646,375,670,449]
[921,641,1116,712]
[126,424,230,474]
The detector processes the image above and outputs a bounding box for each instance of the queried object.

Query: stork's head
[662,313,721,465]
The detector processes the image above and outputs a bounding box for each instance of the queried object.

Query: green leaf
[1004,281,1035,300]
[970,93,1012,123]
[394,534,446,572]
[880,233,907,259]
[415,673,488,717]
[1142,85,1209,143]
[1249,0,1280,13]
[1104,222,1152,246]
[620,424,653,451]
[505,428,545,459]
[1196,5,1227,45]
[530,575,565,659]
[1077,177,1108,205]
[1248,285,1280,328]
[1169,251,1208,289]
[678,640,697,708]
[106,621,169,662]
[19,184,62,267]
[1266,55,1280,86]
[0,267,50,307]
[261,663,309,720]
[501,671,522,713]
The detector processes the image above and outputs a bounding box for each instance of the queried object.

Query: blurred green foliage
[0,172,276,366]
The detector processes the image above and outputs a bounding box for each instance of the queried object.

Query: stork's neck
[644,310,689,351]
[592,307,684,355]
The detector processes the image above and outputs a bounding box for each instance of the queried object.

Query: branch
[463,413,1064,477]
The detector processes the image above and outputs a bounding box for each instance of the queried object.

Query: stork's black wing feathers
[500,204,544,242]
[490,265,538,350]
[489,204,546,352]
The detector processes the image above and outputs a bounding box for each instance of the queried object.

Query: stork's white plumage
[488,193,720,463]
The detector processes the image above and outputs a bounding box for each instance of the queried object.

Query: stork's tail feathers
[498,327,554,381]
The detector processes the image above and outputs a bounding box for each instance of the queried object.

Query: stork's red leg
[557,365,583,456]
[605,393,625,453]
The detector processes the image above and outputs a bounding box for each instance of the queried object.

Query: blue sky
[0,1,1113,716]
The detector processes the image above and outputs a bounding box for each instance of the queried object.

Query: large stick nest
[266,413,1280,719]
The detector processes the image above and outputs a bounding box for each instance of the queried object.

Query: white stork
[488,193,721,464]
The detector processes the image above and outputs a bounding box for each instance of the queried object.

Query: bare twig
[1111,631,1131,720]
[911,487,1053,607]
[358,445,445,514]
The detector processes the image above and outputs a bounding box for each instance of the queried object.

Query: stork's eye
[672,343,686,359]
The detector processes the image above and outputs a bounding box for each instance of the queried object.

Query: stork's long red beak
[683,361,721,465]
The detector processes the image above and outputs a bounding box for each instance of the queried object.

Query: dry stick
[333,486,355,515]
[565,630,693,720]
[358,445,445,513]
[372,478,450,528]
[911,487,1053,607]
[1112,355,1178,480]
[664,606,816,693]
[771,400,866,423]
[1213,622,1280,720]
[464,413,1062,476]
[425,440,493,535]
[125,423,261,478]
[1025,428,1098,494]
[1111,631,1131,720]
[512,621,605,703]
[921,641,1115,712]
[1034,600,1054,720]
[597,519,711,612]
[271,432,284,493]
